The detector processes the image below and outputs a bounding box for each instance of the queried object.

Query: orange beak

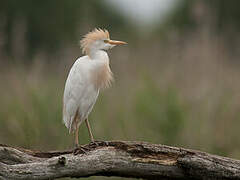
[108,40,127,45]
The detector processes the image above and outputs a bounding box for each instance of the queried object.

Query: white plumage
[63,56,98,132]
[62,28,126,146]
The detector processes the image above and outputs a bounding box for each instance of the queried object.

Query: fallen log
[0,141,240,180]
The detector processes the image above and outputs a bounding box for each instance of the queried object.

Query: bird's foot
[89,140,109,147]
[73,145,89,155]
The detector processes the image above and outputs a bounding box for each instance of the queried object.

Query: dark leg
[73,117,88,155]
[74,125,79,148]
[85,118,109,147]
[85,118,94,142]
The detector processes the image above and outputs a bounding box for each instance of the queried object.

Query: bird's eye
[104,39,109,43]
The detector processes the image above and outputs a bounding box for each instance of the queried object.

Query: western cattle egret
[63,28,126,148]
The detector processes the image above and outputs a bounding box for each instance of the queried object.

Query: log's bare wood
[0,141,240,180]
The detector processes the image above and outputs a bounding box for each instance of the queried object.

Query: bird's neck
[88,50,113,89]
[88,50,109,63]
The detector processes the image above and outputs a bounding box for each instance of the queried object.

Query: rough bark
[0,141,240,180]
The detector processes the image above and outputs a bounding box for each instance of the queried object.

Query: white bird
[63,28,126,148]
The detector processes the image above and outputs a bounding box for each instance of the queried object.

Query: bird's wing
[63,56,89,130]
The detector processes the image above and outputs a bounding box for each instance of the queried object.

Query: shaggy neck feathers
[80,29,113,89]
[89,50,113,90]
[92,63,113,89]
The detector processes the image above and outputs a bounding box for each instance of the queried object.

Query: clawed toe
[73,146,88,155]
[89,140,109,147]
[73,141,109,154]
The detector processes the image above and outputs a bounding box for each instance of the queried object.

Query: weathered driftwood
[0,141,240,180]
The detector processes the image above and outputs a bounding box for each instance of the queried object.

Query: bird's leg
[74,125,79,148]
[85,118,108,147]
[72,110,80,148]
[73,123,88,155]
[85,118,95,142]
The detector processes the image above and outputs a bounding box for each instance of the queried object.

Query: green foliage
[163,1,196,31]
[161,0,240,32]
[134,79,186,144]
[0,0,129,59]
[0,76,71,149]
[206,0,240,31]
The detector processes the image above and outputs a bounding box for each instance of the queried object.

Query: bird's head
[80,28,127,55]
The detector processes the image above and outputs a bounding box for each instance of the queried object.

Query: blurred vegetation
[159,0,240,53]
[134,78,186,144]
[1,1,240,180]
[0,0,132,59]
[163,0,240,32]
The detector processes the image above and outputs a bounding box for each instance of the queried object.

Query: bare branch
[0,141,240,180]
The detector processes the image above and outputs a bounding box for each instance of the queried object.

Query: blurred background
[1,0,240,179]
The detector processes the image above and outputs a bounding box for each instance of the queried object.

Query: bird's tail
[63,107,81,134]
[63,114,74,134]
[63,104,72,133]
